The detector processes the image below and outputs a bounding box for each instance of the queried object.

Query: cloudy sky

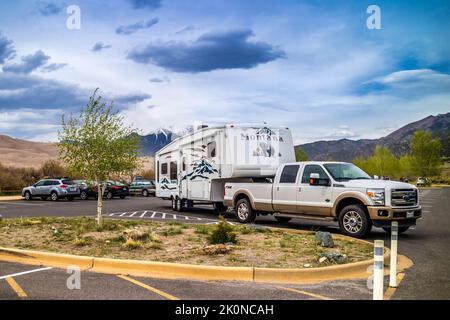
[0,0,449,144]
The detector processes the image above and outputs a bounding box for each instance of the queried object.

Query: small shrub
[148,242,162,250]
[207,216,237,245]
[123,239,142,249]
[201,244,231,255]
[73,236,88,246]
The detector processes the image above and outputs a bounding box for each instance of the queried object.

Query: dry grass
[0,217,373,268]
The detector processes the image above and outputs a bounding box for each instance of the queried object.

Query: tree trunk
[96,180,103,228]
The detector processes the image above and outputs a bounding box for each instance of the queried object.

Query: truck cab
[224,161,422,238]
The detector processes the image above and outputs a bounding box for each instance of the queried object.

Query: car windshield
[324,163,371,181]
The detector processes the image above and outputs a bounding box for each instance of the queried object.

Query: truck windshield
[324,163,371,181]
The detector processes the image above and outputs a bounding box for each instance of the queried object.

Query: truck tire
[382,226,410,234]
[235,198,256,223]
[275,216,292,223]
[338,204,372,238]
[171,197,178,211]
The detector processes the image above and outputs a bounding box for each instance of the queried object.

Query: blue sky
[0,0,449,143]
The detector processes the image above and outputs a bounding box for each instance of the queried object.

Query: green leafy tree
[295,147,309,161]
[399,155,414,178]
[367,145,399,178]
[58,89,141,227]
[353,156,373,176]
[410,130,442,177]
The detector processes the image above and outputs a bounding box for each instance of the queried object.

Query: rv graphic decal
[182,158,218,181]
[160,177,177,190]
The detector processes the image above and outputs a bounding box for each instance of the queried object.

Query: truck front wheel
[338,204,372,238]
[235,198,256,223]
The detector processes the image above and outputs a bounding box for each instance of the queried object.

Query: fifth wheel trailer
[155,124,296,211]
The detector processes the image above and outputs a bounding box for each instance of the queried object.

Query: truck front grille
[391,189,417,207]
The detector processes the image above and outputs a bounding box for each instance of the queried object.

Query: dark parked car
[74,180,129,200]
[128,180,155,197]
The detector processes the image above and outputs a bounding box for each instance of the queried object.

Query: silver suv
[22,178,80,201]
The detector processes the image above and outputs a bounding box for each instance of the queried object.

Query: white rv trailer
[155,124,295,211]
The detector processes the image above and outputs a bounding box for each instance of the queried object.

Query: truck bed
[224,181,274,210]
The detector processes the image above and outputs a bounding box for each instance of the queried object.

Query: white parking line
[119,212,127,217]
[129,211,138,217]
[150,211,157,218]
[0,267,53,280]
[140,211,147,218]
[162,212,166,219]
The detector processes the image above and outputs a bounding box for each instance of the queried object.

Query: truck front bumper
[367,205,422,227]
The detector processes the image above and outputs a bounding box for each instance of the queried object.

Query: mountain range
[297,112,450,161]
[1,113,448,168]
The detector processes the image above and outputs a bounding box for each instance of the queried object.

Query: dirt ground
[0,217,373,268]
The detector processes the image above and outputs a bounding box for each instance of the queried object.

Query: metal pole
[389,221,398,287]
[373,240,384,300]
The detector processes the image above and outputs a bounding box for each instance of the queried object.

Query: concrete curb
[0,239,410,284]
[0,196,22,202]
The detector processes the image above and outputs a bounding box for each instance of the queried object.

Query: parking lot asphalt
[0,188,449,300]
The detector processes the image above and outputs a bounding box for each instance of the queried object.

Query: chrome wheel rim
[25,193,30,200]
[81,192,86,200]
[343,210,363,233]
[237,202,249,221]
[51,193,57,201]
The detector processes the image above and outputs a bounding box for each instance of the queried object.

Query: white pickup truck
[224,161,422,238]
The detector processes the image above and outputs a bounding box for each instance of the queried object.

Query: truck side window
[301,165,328,184]
[279,165,299,183]
[170,162,177,180]
[161,163,168,175]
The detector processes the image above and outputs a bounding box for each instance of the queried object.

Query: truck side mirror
[309,173,320,185]
[309,173,330,186]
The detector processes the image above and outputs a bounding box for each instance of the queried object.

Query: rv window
[161,163,168,175]
[279,165,299,183]
[170,162,177,180]
[207,141,216,158]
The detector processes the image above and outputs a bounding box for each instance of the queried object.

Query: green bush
[207,216,237,245]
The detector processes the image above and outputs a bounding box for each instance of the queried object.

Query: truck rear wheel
[235,198,256,223]
[338,204,372,238]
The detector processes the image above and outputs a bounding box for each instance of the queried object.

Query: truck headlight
[367,188,385,206]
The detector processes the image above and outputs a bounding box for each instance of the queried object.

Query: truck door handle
[298,187,301,192]
[277,187,280,191]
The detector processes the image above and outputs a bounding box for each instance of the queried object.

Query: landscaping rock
[315,231,334,248]
[320,252,348,264]
[303,263,312,268]
[249,224,271,233]
[318,256,328,263]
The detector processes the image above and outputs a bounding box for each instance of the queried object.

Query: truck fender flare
[233,190,257,210]
[332,192,371,217]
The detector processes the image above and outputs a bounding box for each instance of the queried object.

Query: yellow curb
[92,256,253,281]
[0,196,22,202]
[0,244,410,284]
[0,248,94,270]
[0,226,414,284]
